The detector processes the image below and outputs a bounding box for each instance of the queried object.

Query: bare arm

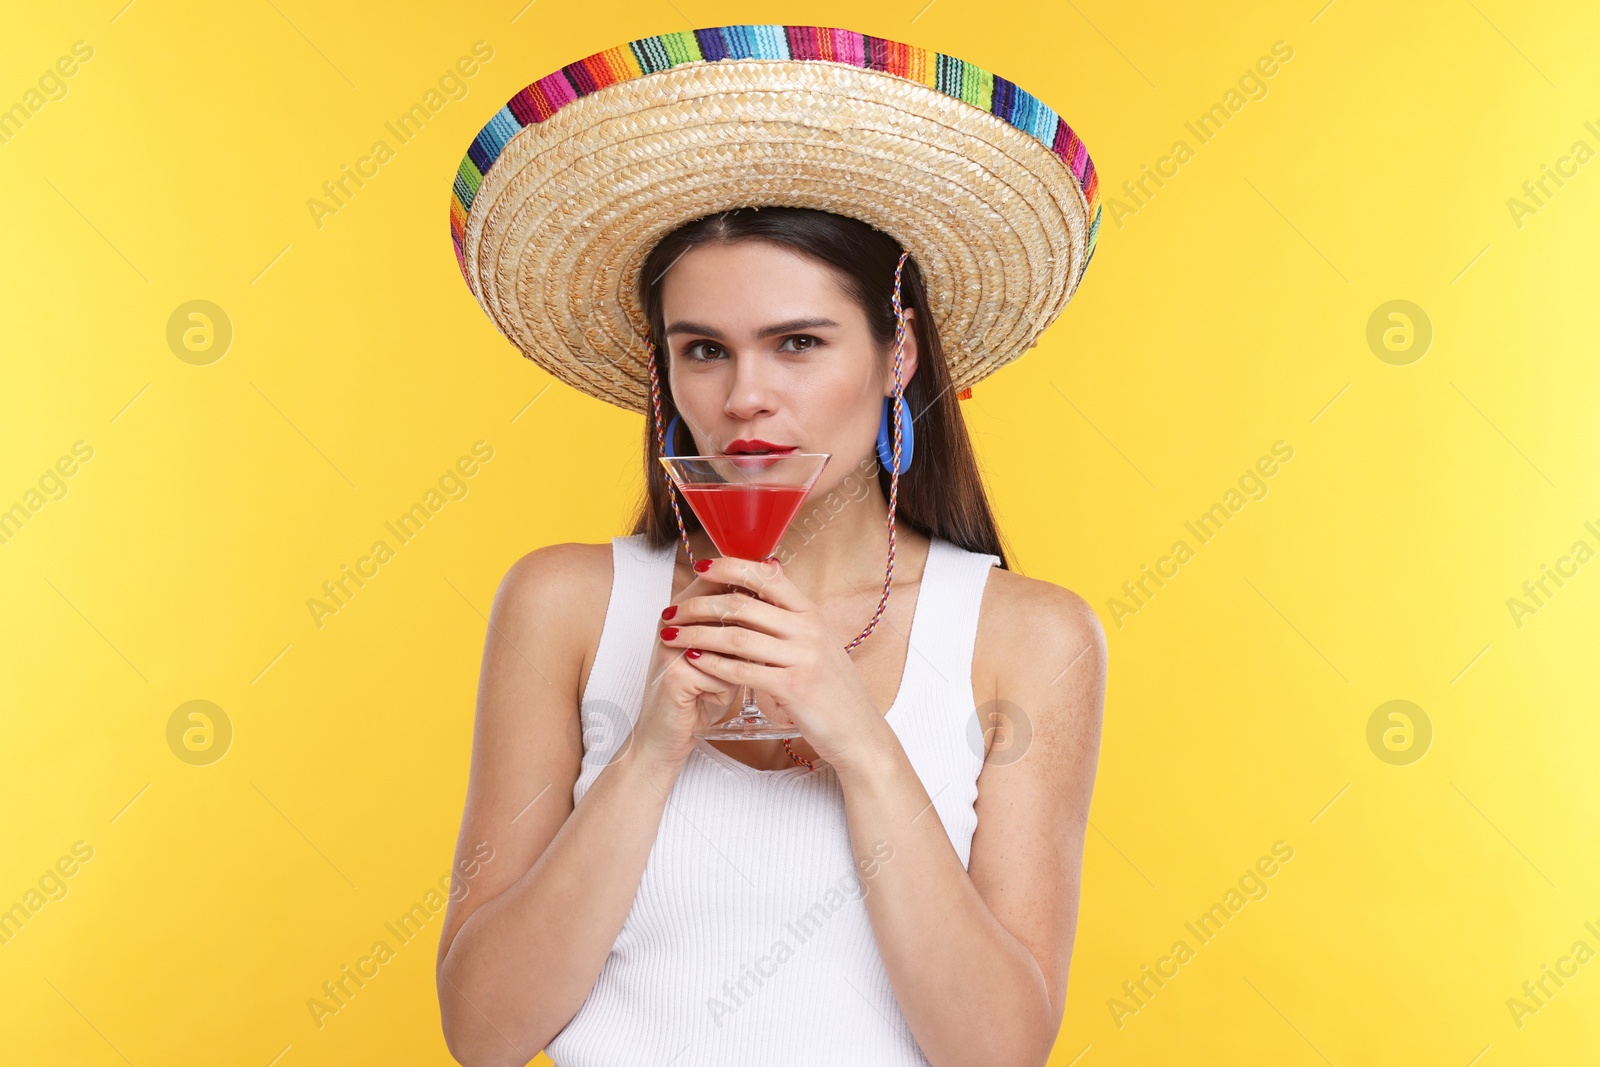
[434,544,687,1067]
[832,576,1107,1066]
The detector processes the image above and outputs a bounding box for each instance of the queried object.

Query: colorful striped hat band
[450,24,1100,413]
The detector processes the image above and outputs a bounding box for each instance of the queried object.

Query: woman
[436,25,1106,1067]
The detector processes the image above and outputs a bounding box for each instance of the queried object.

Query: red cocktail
[676,483,810,560]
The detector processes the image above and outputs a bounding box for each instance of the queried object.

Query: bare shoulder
[976,566,1108,706]
[493,541,616,692]
[500,540,614,604]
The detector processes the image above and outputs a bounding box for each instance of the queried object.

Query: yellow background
[3,0,1597,1063]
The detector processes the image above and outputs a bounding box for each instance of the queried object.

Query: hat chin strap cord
[645,251,912,771]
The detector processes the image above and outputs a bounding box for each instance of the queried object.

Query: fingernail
[762,555,779,564]
[685,648,702,660]
[661,605,677,620]
[660,626,679,641]
[693,559,713,573]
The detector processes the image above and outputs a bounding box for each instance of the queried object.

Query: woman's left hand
[657,555,887,768]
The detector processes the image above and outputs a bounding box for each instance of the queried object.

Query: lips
[724,439,797,455]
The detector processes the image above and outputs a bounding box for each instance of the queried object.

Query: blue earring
[876,395,914,474]
[663,414,684,458]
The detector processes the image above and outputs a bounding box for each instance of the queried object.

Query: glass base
[694,684,800,740]
[694,713,802,741]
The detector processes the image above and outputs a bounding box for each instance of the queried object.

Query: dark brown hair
[631,207,1009,569]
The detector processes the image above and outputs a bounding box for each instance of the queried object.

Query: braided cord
[646,342,698,567]
[645,251,912,772]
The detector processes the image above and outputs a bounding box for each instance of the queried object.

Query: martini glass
[658,451,831,740]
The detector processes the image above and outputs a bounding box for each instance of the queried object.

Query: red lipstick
[724,439,797,455]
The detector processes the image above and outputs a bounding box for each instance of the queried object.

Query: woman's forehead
[660,243,864,328]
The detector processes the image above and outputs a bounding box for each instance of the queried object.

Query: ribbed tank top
[546,533,1000,1066]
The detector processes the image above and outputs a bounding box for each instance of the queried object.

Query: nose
[722,351,779,422]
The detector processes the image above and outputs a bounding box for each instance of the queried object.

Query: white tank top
[546,532,1000,1066]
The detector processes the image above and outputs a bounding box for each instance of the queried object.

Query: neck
[685,463,918,598]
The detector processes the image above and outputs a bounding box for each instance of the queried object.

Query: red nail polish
[693,559,713,573]
[661,605,677,621]
[660,626,679,641]
[762,555,779,564]
[685,648,702,660]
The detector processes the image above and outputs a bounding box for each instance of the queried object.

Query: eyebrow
[664,316,842,340]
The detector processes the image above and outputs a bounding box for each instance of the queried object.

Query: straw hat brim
[456,48,1099,413]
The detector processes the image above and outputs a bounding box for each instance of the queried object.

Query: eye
[780,335,822,352]
[682,341,726,362]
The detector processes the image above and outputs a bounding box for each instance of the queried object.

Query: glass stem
[739,685,762,720]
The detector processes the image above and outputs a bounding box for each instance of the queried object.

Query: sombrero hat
[449,24,1101,413]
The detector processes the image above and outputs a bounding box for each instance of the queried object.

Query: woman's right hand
[629,575,740,767]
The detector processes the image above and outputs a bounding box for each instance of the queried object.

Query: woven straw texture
[451,25,1101,413]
